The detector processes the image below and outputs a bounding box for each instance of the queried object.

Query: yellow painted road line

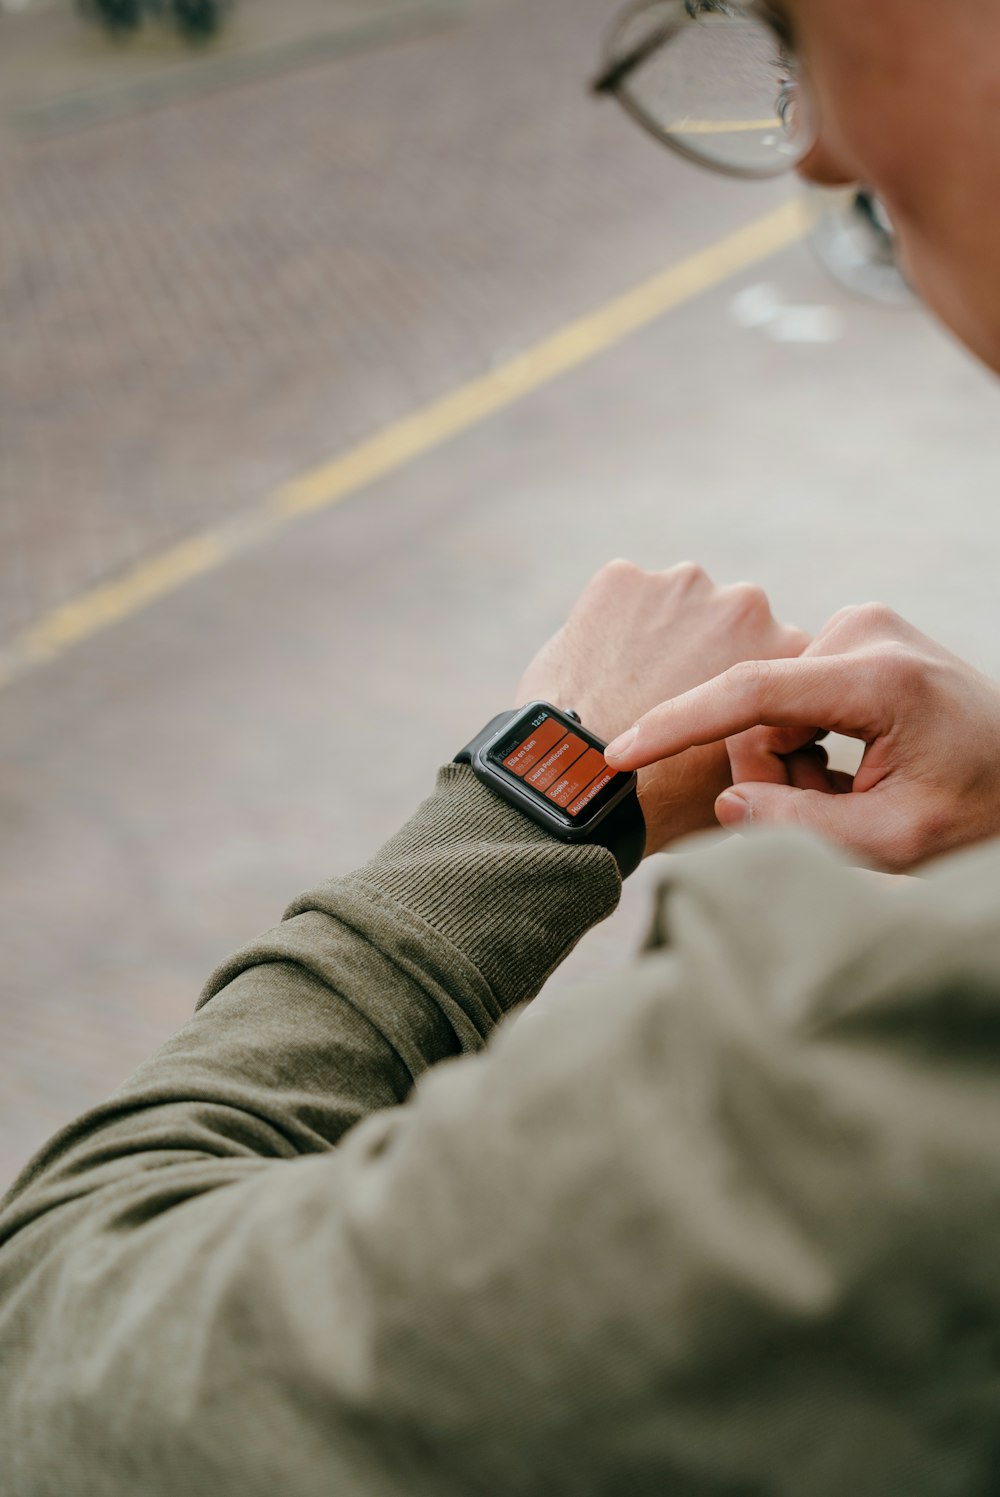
[271,199,803,518]
[0,198,805,692]
[21,534,227,663]
[669,117,782,134]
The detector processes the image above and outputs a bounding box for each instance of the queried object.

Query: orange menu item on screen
[502,714,620,819]
[502,717,566,777]
[545,747,608,808]
[567,768,616,817]
[525,732,588,792]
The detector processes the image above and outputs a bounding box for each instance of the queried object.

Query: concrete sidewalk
[0,0,477,136]
[0,0,786,644]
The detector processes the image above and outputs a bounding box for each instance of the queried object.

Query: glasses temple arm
[590,18,677,95]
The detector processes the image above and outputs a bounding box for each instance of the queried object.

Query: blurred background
[2,0,1000,1185]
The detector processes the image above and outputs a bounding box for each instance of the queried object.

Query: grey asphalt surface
[3,0,1000,1184]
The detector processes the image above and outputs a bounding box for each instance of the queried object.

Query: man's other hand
[515,560,809,856]
[605,603,1000,872]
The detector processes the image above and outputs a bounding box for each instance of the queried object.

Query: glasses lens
[605,0,807,178]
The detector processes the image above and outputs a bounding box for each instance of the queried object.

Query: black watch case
[466,701,640,845]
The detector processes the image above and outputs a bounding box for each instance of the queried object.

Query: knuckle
[891,808,945,870]
[666,560,709,588]
[597,557,641,583]
[866,796,953,871]
[915,804,954,861]
[783,794,816,830]
[584,558,642,599]
[874,640,927,694]
[828,601,901,639]
[727,657,775,700]
[724,581,772,619]
[824,604,860,633]
[859,601,903,632]
[726,723,772,773]
[891,825,924,871]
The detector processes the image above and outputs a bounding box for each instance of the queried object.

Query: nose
[795,136,859,189]
[779,75,858,189]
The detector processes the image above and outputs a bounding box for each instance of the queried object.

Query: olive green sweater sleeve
[4,768,1000,1497]
[0,764,620,1193]
[0,764,621,1494]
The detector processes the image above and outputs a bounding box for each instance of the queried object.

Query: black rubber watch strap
[454,712,518,765]
[588,791,645,880]
[455,709,645,879]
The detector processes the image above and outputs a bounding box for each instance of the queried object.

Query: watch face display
[486,707,630,826]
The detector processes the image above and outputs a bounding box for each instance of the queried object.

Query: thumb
[716,780,874,851]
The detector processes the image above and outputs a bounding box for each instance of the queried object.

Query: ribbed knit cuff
[345,764,622,1015]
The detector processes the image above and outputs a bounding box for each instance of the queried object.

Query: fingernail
[605,725,638,762]
[716,790,751,827]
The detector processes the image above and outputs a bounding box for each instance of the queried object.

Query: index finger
[603,655,885,770]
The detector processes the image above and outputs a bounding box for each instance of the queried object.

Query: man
[3,2,1000,1494]
[604,0,1000,874]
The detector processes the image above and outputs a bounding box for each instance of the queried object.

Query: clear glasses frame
[591,0,801,181]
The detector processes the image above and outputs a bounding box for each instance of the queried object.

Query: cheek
[893,217,1000,376]
[798,2,954,215]
[811,91,1000,365]
[797,0,1000,372]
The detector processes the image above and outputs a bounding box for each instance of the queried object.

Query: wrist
[459,703,645,878]
[636,745,733,856]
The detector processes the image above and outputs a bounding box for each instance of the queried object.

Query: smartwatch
[455,701,646,878]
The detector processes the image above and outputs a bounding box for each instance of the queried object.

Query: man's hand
[515,560,809,855]
[604,603,1000,872]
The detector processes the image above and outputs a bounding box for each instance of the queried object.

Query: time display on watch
[486,708,627,826]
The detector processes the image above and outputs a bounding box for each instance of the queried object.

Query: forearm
[2,766,619,1210]
[0,765,620,1490]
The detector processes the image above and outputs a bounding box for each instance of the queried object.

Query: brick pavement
[0,0,473,136]
[0,0,781,642]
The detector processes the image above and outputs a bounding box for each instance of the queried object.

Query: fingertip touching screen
[487,708,628,824]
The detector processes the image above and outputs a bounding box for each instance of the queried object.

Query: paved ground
[3,0,1000,1184]
[0,0,473,136]
[1,0,788,642]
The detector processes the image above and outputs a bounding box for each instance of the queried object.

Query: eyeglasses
[592,0,812,181]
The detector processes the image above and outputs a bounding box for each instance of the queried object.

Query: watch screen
[487,708,629,825]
